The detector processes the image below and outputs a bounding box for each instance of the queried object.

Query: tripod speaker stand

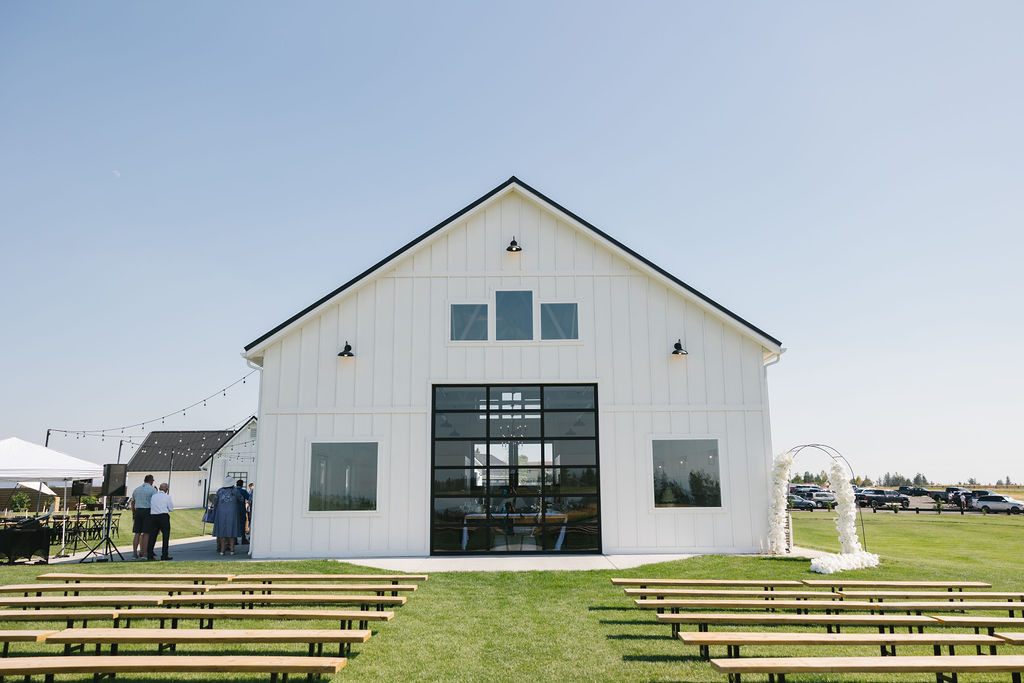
[79,464,127,563]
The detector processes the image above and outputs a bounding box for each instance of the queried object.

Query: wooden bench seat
[839,590,1024,601]
[612,578,803,589]
[0,583,209,596]
[114,607,394,630]
[230,573,428,584]
[996,632,1024,645]
[38,573,234,584]
[0,654,345,682]
[655,611,939,636]
[0,630,56,657]
[678,630,1004,660]
[710,654,1024,683]
[208,583,417,595]
[0,609,117,628]
[161,593,405,610]
[46,627,372,657]
[624,589,840,600]
[0,596,164,609]
[802,579,992,592]
[634,598,1024,616]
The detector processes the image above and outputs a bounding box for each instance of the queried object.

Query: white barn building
[243,178,783,558]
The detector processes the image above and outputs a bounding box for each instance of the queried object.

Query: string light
[48,370,257,439]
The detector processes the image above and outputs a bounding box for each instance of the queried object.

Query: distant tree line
[790,469,1017,488]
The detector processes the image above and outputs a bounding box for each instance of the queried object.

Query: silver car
[974,495,1024,514]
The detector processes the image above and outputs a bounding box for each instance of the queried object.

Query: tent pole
[57,479,70,558]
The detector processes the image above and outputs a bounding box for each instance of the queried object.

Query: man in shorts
[129,474,156,559]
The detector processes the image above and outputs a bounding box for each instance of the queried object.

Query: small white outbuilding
[243,178,783,558]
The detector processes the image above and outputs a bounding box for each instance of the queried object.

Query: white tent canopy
[0,438,104,481]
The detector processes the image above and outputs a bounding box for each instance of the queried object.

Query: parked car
[967,490,996,508]
[933,485,970,501]
[973,495,1024,514]
[811,491,836,508]
[792,485,824,497]
[856,489,910,509]
[897,486,933,497]
[787,495,815,511]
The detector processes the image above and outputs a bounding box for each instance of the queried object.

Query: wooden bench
[710,654,1024,683]
[230,573,428,585]
[38,572,235,584]
[0,629,56,657]
[634,598,1024,617]
[46,627,372,657]
[0,596,164,609]
[802,579,992,592]
[839,590,1024,601]
[0,583,210,596]
[612,578,803,589]
[931,617,1024,653]
[208,582,417,597]
[654,611,939,636]
[679,630,1005,660]
[162,593,405,610]
[624,589,841,600]
[114,607,394,630]
[0,609,118,629]
[996,632,1024,645]
[0,654,345,682]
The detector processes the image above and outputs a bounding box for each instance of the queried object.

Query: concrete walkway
[50,536,826,570]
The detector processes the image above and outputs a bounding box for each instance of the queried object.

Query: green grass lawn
[3,512,1022,681]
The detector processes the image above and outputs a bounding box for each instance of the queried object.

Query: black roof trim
[244,176,781,351]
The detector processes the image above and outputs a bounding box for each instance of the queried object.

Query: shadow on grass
[622,653,696,663]
[605,633,673,640]
[587,605,634,611]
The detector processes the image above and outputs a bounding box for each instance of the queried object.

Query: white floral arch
[767,444,879,574]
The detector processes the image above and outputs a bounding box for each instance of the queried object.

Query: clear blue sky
[1,2,1021,484]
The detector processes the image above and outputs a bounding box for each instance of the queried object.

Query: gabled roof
[126,430,235,472]
[244,177,781,356]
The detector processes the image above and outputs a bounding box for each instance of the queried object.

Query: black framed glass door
[431,384,601,554]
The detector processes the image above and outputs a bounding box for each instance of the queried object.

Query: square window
[451,304,488,341]
[652,439,722,508]
[309,442,378,511]
[541,303,578,340]
[496,291,533,340]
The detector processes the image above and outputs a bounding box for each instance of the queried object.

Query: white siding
[250,189,777,558]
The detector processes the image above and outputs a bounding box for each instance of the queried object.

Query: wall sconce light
[506,236,522,252]
[671,339,688,356]
[338,341,355,358]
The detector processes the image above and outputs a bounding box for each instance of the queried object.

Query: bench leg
[1011,673,1020,683]
[2,642,7,658]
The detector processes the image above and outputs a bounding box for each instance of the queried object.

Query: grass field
[2,512,1022,681]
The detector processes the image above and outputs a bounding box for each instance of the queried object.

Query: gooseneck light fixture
[671,339,688,356]
[338,341,355,358]
[506,236,522,252]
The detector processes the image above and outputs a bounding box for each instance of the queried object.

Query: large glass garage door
[431,384,601,554]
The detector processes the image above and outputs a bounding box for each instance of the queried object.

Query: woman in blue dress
[212,476,245,555]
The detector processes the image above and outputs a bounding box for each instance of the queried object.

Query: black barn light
[338,341,355,358]
[506,236,522,252]
[671,339,688,356]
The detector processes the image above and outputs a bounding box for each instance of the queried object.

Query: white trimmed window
[652,439,722,508]
[309,442,378,511]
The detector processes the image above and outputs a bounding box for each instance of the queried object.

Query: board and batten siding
[250,190,775,558]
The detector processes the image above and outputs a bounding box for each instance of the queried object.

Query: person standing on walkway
[129,475,156,560]
[212,476,244,556]
[146,483,174,560]
[235,479,250,545]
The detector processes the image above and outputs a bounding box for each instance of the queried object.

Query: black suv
[856,489,910,509]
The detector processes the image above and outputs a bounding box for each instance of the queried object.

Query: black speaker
[101,464,127,498]
[71,479,91,496]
